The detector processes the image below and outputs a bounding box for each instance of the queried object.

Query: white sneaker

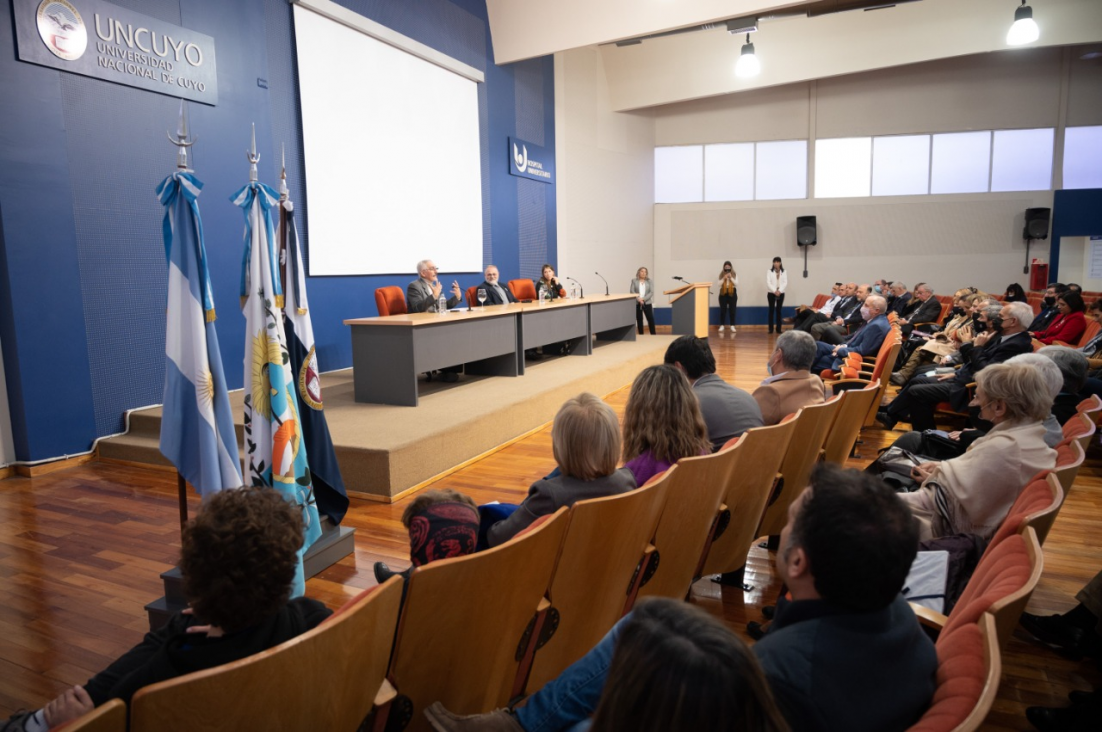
[731,326,737,333]
[719,325,725,332]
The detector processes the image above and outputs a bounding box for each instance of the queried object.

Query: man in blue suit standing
[811,295,890,373]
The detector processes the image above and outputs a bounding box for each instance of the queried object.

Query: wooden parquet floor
[0,326,1099,729]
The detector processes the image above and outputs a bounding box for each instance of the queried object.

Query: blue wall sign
[508,136,554,184]
[13,0,218,105]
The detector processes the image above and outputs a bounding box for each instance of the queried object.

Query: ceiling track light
[735,33,760,78]
[1006,1,1040,46]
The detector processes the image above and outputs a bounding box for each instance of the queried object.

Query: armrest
[910,603,948,632]
[374,679,398,707]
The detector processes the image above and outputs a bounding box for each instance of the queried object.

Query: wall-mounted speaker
[797,216,817,246]
[1024,208,1050,240]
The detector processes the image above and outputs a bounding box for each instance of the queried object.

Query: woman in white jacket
[766,257,788,334]
[717,260,738,333]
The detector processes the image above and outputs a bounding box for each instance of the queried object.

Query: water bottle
[437,294,447,314]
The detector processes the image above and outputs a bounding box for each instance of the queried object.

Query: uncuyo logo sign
[36,0,87,61]
[513,142,528,174]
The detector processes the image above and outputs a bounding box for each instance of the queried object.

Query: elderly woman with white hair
[900,362,1057,541]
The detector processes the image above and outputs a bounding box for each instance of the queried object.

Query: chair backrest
[1062,411,1096,451]
[60,699,126,732]
[701,416,800,577]
[907,613,1001,732]
[525,469,673,691]
[636,443,740,601]
[1053,438,1085,497]
[375,286,408,317]
[130,577,405,732]
[465,285,479,308]
[757,397,844,538]
[942,528,1043,650]
[386,508,570,729]
[811,293,828,310]
[987,471,1063,548]
[508,278,537,301]
[1077,393,1102,425]
[1078,319,1101,347]
[822,383,880,465]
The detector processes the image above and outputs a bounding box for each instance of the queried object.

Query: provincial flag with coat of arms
[233,174,320,598]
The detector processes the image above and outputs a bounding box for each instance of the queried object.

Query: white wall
[1056,236,1102,292]
[0,333,16,466]
[554,47,656,296]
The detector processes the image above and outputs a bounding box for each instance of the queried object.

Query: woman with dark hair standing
[589,598,788,732]
[630,267,655,335]
[766,257,787,334]
[717,260,738,333]
[1004,283,1028,303]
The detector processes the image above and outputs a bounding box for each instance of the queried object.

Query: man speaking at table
[408,259,462,313]
[476,265,517,306]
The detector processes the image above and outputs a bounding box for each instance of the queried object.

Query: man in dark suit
[811,284,870,344]
[407,258,462,313]
[475,265,517,306]
[888,282,912,316]
[811,295,890,372]
[898,283,942,337]
[877,301,1035,432]
[1029,283,1066,333]
[795,282,856,332]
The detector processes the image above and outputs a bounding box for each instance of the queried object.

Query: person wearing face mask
[1032,291,1087,346]
[890,293,980,386]
[716,261,738,333]
[877,301,1034,432]
[1028,283,1067,333]
[810,295,890,373]
[753,331,827,425]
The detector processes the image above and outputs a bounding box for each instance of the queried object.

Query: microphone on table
[595,271,610,296]
[565,276,584,298]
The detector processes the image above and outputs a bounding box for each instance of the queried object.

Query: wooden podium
[664,283,711,337]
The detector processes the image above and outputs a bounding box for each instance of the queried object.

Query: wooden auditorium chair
[987,472,1064,549]
[1054,318,1100,348]
[57,699,126,732]
[635,441,742,602]
[375,286,408,316]
[701,416,800,585]
[1077,393,1102,425]
[1061,411,1097,452]
[520,468,672,694]
[828,332,901,428]
[821,382,880,464]
[756,398,843,541]
[1052,438,1085,498]
[129,576,405,732]
[380,508,570,732]
[507,278,537,301]
[906,612,1002,732]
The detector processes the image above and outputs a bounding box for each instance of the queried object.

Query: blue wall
[0,0,556,461]
[1049,188,1102,282]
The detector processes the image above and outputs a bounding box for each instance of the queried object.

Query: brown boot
[894,349,933,384]
[424,703,524,732]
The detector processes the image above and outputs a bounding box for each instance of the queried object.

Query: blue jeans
[514,614,628,732]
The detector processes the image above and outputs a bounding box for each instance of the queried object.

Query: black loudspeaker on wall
[1024,208,1050,240]
[796,215,817,246]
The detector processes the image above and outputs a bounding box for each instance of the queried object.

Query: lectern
[664,283,711,337]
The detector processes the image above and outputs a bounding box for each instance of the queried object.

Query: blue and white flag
[234,181,321,597]
[157,172,242,496]
[280,199,349,525]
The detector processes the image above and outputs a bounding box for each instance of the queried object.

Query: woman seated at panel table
[535,264,566,301]
[900,362,1056,541]
[484,393,636,547]
[621,364,711,485]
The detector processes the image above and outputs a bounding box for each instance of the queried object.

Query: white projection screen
[293,2,484,275]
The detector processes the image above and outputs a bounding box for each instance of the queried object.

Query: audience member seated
[1036,346,1090,425]
[810,284,870,344]
[899,362,1056,541]
[787,282,842,327]
[1067,283,1083,294]
[1004,282,1028,303]
[1033,291,1087,346]
[891,292,981,385]
[887,281,912,316]
[663,335,764,451]
[476,265,518,306]
[793,282,857,332]
[588,598,788,732]
[621,365,710,486]
[877,301,1034,432]
[373,488,480,584]
[753,331,827,425]
[0,487,331,732]
[897,282,941,338]
[424,464,936,732]
[810,295,889,373]
[1028,283,1067,333]
[485,393,635,547]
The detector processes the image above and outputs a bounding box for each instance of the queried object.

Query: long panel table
[344,294,636,405]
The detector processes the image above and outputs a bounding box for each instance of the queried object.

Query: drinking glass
[477,288,487,307]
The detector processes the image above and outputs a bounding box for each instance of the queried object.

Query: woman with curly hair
[622,364,710,485]
[2,487,329,732]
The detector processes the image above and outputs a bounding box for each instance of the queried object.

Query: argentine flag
[157,172,242,496]
[234,181,321,597]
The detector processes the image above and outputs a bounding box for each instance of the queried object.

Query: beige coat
[900,420,1056,541]
[752,371,828,426]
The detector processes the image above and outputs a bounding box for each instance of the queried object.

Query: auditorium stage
[98,336,675,501]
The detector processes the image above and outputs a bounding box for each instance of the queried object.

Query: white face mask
[860,306,871,320]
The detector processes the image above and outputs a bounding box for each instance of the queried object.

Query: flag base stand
[144,515,355,631]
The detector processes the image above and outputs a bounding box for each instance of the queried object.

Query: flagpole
[177,472,188,531]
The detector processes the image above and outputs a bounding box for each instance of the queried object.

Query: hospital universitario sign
[13,0,218,105]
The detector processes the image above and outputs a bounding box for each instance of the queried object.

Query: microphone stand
[595,271,609,296]
[565,277,584,298]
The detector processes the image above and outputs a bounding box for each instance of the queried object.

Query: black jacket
[902,297,942,325]
[949,331,1033,409]
[476,280,518,306]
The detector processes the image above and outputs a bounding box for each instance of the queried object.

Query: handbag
[866,446,924,492]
